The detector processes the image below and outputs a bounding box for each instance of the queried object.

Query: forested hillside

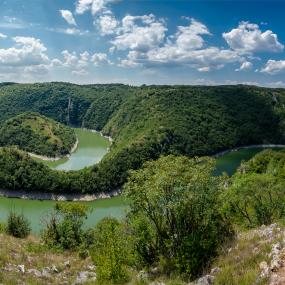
[0,83,285,193]
[0,112,76,157]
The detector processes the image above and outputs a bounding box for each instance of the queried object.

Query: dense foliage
[41,202,89,250]
[222,149,285,227]
[6,211,31,238]
[0,112,76,157]
[124,155,233,279]
[90,218,132,284]
[1,83,285,193]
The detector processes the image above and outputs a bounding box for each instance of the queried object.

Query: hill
[0,112,76,157]
[0,83,285,193]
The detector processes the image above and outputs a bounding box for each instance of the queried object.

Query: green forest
[0,112,76,157]
[0,83,285,193]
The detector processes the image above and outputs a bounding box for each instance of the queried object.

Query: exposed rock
[51,265,59,273]
[196,275,214,285]
[87,265,96,271]
[27,268,42,277]
[259,261,270,278]
[64,260,70,268]
[18,264,25,273]
[137,270,149,281]
[41,268,51,278]
[149,282,165,285]
[210,267,221,275]
[150,266,160,276]
[73,271,97,284]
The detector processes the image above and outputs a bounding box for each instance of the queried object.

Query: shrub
[222,173,285,227]
[90,218,133,284]
[123,155,233,280]
[41,202,89,250]
[6,211,31,238]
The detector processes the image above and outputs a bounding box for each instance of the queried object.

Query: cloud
[53,50,90,75]
[174,18,211,50]
[0,36,48,67]
[235,61,253,71]
[266,81,285,88]
[117,18,242,71]
[112,14,167,52]
[0,36,51,81]
[96,14,118,35]
[60,10,77,26]
[223,21,284,53]
[0,33,7,39]
[260,59,285,74]
[91,52,112,65]
[75,0,118,16]
[0,16,27,29]
[47,27,89,36]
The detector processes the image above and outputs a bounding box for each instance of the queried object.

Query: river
[0,131,283,234]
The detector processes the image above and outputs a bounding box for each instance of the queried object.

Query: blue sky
[0,0,285,86]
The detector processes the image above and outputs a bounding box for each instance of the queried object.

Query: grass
[0,225,282,285]
[212,226,282,285]
[0,233,94,285]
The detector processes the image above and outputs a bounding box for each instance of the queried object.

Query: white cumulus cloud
[223,21,284,53]
[60,10,77,26]
[96,14,118,35]
[117,18,242,71]
[91,52,112,65]
[260,59,285,74]
[75,0,118,16]
[112,14,167,52]
[235,61,253,71]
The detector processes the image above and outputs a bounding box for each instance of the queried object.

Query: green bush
[123,155,233,280]
[90,218,133,284]
[223,173,285,227]
[41,202,89,250]
[6,211,31,238]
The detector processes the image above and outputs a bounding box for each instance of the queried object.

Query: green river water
[0,129,282,234]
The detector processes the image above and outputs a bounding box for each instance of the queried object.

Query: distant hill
[1,83,285,193]
[0,112,76,157]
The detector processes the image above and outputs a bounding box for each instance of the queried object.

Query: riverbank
[84,128,113,143]
[213,144,285,158]
[0,189,121,201]
[28,137,79,162]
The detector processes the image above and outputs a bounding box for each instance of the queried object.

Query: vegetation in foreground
[2,150,285,284]
[0,112,76,157]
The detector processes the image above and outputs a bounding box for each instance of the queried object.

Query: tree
[123,155,233,279]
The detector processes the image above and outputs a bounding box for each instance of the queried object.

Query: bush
[90,218,133,284]
[123,155,233,280]
[222,173,285,227]
[41,202,89,250]
[6,211,31,238]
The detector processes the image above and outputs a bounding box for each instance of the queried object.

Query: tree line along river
[0,128,282,234]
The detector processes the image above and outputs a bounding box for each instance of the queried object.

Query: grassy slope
[0,112,76,157]
[0,233,96,285]
[0,226,280,285]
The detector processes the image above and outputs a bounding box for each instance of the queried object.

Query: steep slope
[89,85,285,191]
[0,112,76,157]
[1,84,285,193]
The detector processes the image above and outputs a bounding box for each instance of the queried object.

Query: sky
[0,0,285,86]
